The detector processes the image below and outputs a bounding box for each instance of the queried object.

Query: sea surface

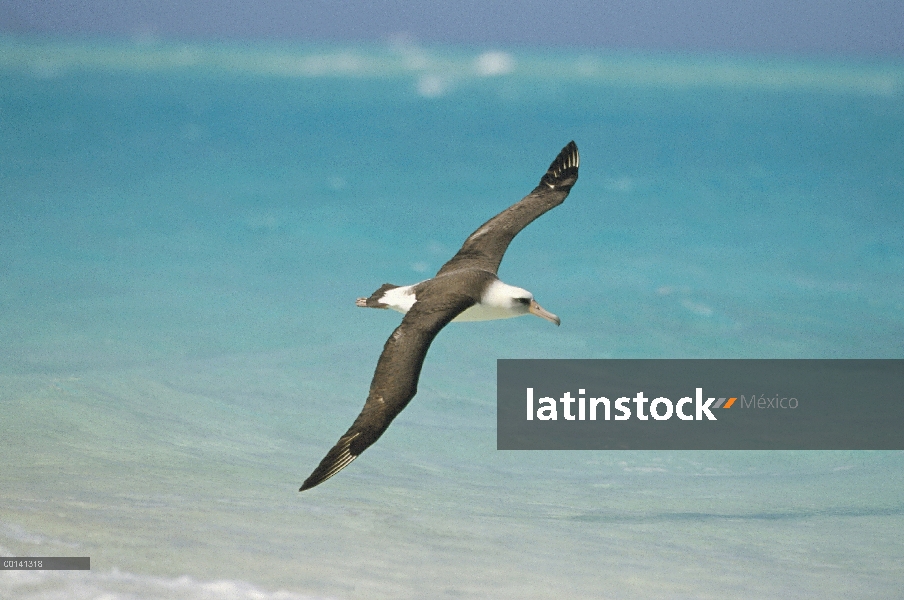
[1,36,903,599]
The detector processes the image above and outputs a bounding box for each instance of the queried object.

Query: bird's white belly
[451,303,524,322]
[384,294,523,322]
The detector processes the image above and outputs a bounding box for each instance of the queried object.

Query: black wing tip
[299,435,361,492]
[299,456,354,492]
[299,473,324,492]
[540,141,579,189]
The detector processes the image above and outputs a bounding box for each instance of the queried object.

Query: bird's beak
[529,300,560,326]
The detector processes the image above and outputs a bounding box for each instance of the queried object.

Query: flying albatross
[300,141,580,491]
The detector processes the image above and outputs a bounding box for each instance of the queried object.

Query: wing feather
[300,280,479,491]
[436,141,579,276]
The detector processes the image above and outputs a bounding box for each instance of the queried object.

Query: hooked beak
[529,299,560,326]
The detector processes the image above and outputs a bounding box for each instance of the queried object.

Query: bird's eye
[516,297,531,304]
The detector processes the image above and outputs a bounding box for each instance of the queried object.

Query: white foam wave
[0,36,900,96]
[0,569,333,600]
[474,51,515,76]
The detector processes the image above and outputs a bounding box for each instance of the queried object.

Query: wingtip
[540,141,579,189]
[299,435,361,492]
[560,140,579,169]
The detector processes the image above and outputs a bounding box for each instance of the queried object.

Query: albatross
[300,141,580,491]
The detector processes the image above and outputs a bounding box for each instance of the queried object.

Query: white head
[480,281,560,325]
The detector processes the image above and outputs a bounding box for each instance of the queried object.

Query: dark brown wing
[299,276,482,491]
[436,141,579,277]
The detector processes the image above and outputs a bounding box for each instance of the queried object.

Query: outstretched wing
[436,141,579,277]
[300,283,477,491]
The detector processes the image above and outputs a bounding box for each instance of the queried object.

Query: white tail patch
[379,283,418,314]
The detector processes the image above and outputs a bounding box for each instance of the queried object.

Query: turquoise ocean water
[1,36,903,598]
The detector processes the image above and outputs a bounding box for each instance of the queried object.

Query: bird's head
[513,295,560,326]
[496,284,560,326]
